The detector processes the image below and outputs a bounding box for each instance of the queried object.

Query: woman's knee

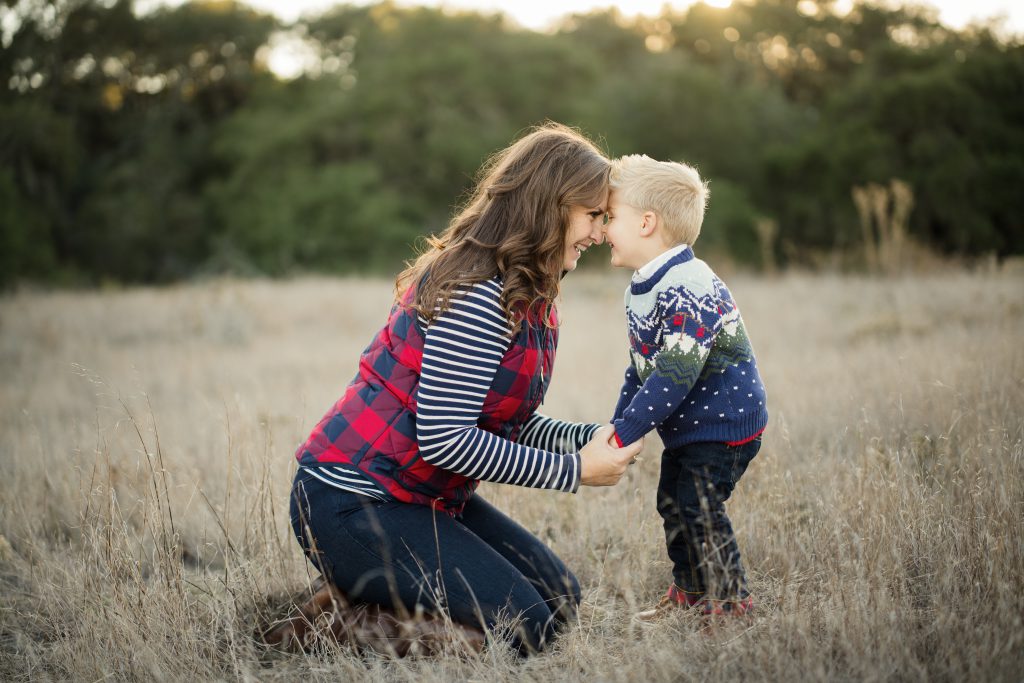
[513,601,560,655]
[522,573,579,652]
[566,571,581,607]
[468,583,565,655]
[557,571,581,620]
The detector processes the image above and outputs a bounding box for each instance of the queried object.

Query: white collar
[633,244,689,283]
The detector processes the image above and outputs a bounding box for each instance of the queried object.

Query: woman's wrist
[581,422,602,448]
[569,451,583,493]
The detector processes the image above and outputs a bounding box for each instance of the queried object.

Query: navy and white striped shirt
[303,277,600,500]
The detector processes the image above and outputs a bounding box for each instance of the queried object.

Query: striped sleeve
[415,277,582,493]
[518,414,602,454]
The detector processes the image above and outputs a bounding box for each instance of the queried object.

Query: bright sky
[140,0,1024,34]
[129,0,1023,78]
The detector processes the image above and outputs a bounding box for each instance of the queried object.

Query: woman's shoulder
[447,275,504,312]
[429,275,511,335]
[461,274,503,300]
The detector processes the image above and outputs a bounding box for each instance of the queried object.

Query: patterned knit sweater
[611,246,768,449]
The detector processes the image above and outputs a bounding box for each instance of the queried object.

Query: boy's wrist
[612,419,647,448]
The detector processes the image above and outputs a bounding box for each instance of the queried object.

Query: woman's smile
[564,200,608,271]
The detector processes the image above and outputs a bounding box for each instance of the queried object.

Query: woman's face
[563,193,609,272]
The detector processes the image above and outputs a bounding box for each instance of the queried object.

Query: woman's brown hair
[395,122,610,327]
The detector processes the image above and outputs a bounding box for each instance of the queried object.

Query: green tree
[2,0,1022,286]
[1,0,278,284]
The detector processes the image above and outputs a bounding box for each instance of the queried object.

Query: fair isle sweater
[611,246,768,449]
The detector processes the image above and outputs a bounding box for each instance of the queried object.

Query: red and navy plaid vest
[296,282,558,514]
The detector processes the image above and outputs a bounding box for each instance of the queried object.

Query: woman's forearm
[517,413,601,454]
[415,278,581,493]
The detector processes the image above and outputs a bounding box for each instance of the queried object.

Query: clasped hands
[579,425,644,487]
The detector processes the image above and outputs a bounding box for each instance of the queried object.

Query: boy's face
[602,191,650,270]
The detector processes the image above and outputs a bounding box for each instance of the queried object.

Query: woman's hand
[579,425,644,487]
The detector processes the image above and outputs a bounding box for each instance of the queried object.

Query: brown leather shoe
[261,578,486,656]
[262,578,345,650]
[332,601,486,657]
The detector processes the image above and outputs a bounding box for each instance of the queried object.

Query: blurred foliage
[1,0,1022,286]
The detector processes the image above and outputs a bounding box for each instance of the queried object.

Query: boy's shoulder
[626,249,731,316]
[656,255,720,295]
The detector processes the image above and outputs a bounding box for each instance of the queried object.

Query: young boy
[603,154,768,618]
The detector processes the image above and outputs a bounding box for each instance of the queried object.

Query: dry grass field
[1,268,1022,681]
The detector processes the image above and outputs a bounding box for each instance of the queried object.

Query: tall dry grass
[0,268,1021,681]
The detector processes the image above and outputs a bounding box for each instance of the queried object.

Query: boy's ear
[639,211,659,237]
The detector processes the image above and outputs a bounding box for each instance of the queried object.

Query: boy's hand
[579,426,644,487]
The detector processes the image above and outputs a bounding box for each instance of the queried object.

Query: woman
[284,123,643,655]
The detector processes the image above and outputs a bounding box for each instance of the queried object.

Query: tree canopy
[2,0,1021,286]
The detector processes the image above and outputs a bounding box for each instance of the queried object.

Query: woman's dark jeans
[289,469,581,654]
[657,438,761,600]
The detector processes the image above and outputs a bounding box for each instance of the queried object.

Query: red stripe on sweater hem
[725,427,765,447]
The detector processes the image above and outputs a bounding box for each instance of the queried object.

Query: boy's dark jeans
[289,469,580,654]
[657,438,761,600]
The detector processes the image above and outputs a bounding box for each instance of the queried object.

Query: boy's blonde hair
[610,154,709,246]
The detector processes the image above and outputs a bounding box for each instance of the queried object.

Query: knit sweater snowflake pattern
[611,246,768,449]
